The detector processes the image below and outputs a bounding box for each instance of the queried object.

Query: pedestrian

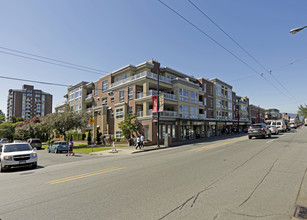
[136,136,141,149]
[140,134,144,148]
[67,139,74,156]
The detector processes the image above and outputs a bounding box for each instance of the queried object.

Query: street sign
[89,118,94,125]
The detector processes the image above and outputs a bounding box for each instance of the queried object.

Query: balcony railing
[85,94,93,100]
[110,71,172,88]
[136,90,177,101]
[159,111,177,117]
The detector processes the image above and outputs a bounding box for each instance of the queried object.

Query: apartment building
[7,85,52,120]
[54,60,252,145]
[250,105,265,124]
[55,81,94,113]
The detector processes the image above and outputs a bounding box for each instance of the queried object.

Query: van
[270,120,287,132]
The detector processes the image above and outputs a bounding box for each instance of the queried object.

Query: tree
[118,115,139,145]
[0,121,22,141]
[0,110,5,124]
[42,110,90,141]
[298,104,307,119]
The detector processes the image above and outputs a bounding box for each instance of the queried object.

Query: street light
[290,26,307,34]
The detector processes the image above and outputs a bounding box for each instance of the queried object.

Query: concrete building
[55,81,94,113]
[250,105,265,124]
[7,84,52,120]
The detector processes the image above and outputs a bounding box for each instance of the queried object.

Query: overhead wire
[158,0,297,103]
[0,50,106,76]
[187,0,299,103]
[0,75,70,87]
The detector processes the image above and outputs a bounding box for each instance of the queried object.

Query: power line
[0,50,105,76]
[187,0,299,103]
[0,46,109,73]
[0,75,70,87]
[158,0,297,103]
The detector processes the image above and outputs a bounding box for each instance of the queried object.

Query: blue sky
[0,0,306,115]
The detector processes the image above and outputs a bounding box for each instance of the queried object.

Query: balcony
[56,101,68,108]
[85,94,94,103]
[110,71,172,89]
[136,90,177,101]
[159,111,177,118]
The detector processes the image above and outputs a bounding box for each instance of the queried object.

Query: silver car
[0,143,37,172]
[268,125,279,135]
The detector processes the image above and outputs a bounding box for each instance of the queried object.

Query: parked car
[27,139,42,150]
[48,141,69,153]
[268,125,279,135]
[290,123,297,129]
[0,143,37,172]
[248,123,271,139]
[270,120,287,132]
[0,138,9,143]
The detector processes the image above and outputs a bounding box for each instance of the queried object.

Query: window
[203,84,207,92]
[94,86,98,96]
[179,88,189,102]
[128,106,133,115]
[123,74,127,79]
[216,98,221,108]
[102,80,108,91]
[204,97,207,106]
[116,77,120,82]
[116,108,123,119]
[116,131,122,138]
[190,91,198,103]
[144,126,149,140]
[129,88,133,99]
[120,91,125,101]
[172,126,176,138]
[110,92,114,102]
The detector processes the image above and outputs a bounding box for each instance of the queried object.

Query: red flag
[152,95,158,113]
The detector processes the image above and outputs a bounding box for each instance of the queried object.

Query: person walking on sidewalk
[67,139,74,156]
[140,134,144,148]
[136,136,141,149]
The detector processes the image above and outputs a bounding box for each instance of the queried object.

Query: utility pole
[237,98,240,133]
[157,68,160,148]
[258,105,260,123]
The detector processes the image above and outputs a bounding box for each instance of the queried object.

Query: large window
[102,80,108,91]
[216,98,221,108]
[94,85,98,96]
[179,88,189,102]
[120,91,125,101]
[116,108,123,119]
[116,131,122,138]
[190,91,198,104]
[129,88,133,99]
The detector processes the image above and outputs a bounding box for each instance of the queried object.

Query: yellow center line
[191,136,247,152]
[46,167,126,185]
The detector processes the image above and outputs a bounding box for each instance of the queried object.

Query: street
[1,127,307,220]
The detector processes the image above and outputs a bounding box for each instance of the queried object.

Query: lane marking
[46,167,126,185]
[191,136,247,152]
[266,139,276,143]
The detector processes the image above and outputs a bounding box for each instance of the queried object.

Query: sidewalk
[293,168,307,219]
[89,132,247,156]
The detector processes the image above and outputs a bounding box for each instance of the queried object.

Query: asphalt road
[1,127,307,220]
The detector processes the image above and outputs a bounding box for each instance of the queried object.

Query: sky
[0,0,306,115]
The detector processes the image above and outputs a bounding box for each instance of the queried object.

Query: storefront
[226,122,233,134]
[217,122,226,135]
[208,122,216,137]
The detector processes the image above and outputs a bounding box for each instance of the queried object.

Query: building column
[143,82,149,97]
[143,102,149,117]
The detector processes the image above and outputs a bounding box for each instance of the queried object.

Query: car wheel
[0,164,7,172]
[263,135,266,139]
[54,148,58,154]
[48,148,51,153]
[269,133,271,138]
[31,162,37,169]
[248,136,252,139]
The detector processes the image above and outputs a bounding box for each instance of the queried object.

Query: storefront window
[172,126,176,138]
[144,126,149,140]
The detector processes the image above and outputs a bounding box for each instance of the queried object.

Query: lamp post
[290,26,307,34]
[157,69,160,148]
[237,98,240,133]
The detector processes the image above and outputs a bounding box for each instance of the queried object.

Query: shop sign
[159,121,175,125]
[209,122,216,125]
[152,95,158,113]
[226,122,233,125]
[217,122,225,125]
[239,122,245,125]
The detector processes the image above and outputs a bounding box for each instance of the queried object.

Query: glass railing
[85,94,93,100]
[110,71,172,88]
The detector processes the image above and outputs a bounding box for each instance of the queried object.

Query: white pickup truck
[0,143,37,172]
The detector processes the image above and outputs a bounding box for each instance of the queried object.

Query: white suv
[0,143,37,172]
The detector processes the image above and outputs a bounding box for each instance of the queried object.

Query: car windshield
[3,144,32,152]
[251,125,262,128]
[31,140,41,143]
